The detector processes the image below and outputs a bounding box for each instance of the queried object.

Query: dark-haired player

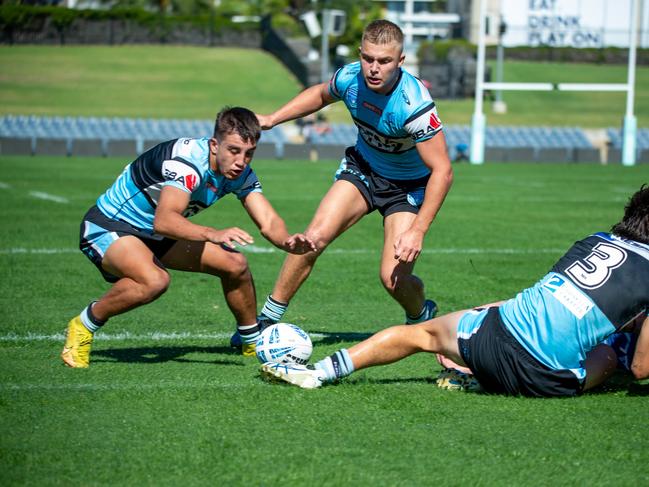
[62,107,316,368]
[263,185,649,397]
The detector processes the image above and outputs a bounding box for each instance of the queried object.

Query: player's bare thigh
[101,235,167,282]
[418,310,468,366]
[160,239,249,277]
[305,179,369,247]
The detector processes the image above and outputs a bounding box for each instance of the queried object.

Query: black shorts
[458,307,584,397]
[335,147,430,217]
[79,205,176,283]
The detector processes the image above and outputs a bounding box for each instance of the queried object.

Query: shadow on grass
[311,331,373,345]
[92,345,244,365]
[346,376,436,385]
[585,371,649,396]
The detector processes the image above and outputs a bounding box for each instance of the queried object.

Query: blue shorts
[457,307,584,397]
[335,147,430,217]
[79,205,176,283]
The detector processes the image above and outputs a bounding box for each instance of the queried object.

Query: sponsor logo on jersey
[543,274,594,319]
[401,89,411,105]
[429,112,442,130]
[184,174,197,191]
[347,86,358,108]
[356,123,410,153]
[162,159,200,192]
[362,101,383,116]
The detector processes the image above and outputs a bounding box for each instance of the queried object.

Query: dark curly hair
[213,106,260,143]
[610,184,649,244]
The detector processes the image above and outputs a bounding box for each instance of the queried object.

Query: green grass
[0,45,303,119]
[1,156,649,485]
[1,46,648,127]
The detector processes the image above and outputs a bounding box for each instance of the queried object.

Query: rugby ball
[255,323,313,365]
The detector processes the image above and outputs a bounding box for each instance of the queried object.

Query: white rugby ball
[255,323,313,365]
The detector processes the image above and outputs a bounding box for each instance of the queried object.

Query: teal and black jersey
[497,233,649,379]
[328,62,443,180]
[96,137,261,233]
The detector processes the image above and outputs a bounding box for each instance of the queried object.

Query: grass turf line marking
[28,191,69,204]
[0,331,330,342]
[0,246,565,256]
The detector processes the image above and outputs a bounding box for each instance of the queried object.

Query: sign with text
[501,0,638,48]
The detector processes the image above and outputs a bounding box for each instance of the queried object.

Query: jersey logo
[347,86,358,108]
[401,89,411,105]
[565,243,627,290]
[184,174,197,191]
[543,274,594,319]
[429,112,442,130]
[356,124,407,153]
[162,159,200,192]
[362,101,383,116]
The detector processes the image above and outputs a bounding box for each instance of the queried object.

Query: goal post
[469,0,640,166]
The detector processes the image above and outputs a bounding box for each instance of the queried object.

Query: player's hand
[394,228,424,263]
[207,227,254,249]
[256,114,274,130]
[283,233,317,254]
[436,354,473,374]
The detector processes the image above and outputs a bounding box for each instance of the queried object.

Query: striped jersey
[96,137,261,233]
[328,62,443,180]
[498,232,649,379]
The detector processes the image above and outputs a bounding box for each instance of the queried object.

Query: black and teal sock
[406,299,433,324]
[314,349,355,381]
[237,323,260,345]
[259,295,288,323]
[80,301,106,333]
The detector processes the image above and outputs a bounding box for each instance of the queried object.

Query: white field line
[0,181,10,189]
[0,330,329,342]
[28,191,69,204]
[0,246,565,256]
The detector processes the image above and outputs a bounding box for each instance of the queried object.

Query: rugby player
[248,20,453,342]
[262,185,649,397]
[61,107,316,368]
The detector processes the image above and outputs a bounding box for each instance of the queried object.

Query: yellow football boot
[241,341,257,357]
[61,316,94,368]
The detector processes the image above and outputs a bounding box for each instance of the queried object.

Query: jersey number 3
[565,243,627,289]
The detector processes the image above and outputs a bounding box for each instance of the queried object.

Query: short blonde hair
[362,20,404,47]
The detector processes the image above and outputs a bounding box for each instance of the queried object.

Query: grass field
[1,46,648,127]
[1,155,648,485]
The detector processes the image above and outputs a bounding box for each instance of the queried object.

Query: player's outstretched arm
[154,186,253,248]
[241,192,317,254]
[631,315,649,380]
[256,83,335,130]
[394,133,453,263]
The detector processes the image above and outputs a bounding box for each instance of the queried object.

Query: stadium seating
[0,115,287,158]
[606,127,649,163]
[0,115,643,163]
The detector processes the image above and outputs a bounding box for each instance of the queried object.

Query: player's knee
[219,251,251,282]
[139,268,170,302]
[379,269,398,293]
[305,228,333,253]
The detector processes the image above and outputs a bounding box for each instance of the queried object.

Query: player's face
[210,133,256,180]
[359,40,405,94]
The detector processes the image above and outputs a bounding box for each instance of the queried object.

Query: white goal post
[470,0,639,166]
